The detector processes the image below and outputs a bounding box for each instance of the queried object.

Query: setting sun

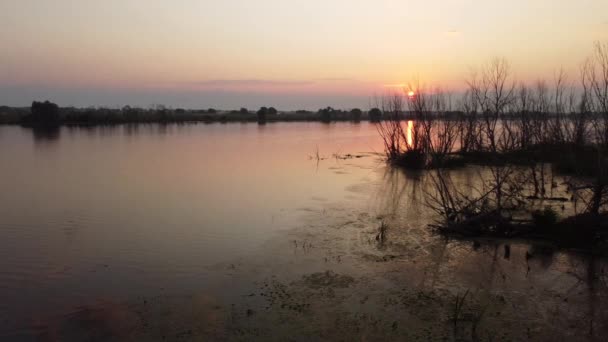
[408,91,416,97]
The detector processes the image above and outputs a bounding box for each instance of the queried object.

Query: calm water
[2,122,608,341]
[0,122,385,336]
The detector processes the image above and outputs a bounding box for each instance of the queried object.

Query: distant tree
[350,108,362,122]
[257,107,268,124]
[319,107,334,123]
[30,101,60,125]
[369,108,382,122]
[240,108,249,115]
[208,108,217,114]
[175,108,186,114]
[122,105,140,121]
[154,104,167,113]
[268,107,278,115]
[154,104,170,121]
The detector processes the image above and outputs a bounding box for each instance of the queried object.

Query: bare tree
[374,92,408,161]
[578,42,608,214]
[549,68,568,144]
[457,89,483,153]
[428,88,459,164]
[467,58,515,152]
[515,83,533,149]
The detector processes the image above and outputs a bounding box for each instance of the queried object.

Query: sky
[1,0,607,110]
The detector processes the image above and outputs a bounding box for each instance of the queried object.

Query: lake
[1,122,607,341]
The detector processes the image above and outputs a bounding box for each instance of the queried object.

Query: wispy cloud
[190,78,356,87]
[194,79,315,87]
[445,30,462,36]
[314,78,355,82]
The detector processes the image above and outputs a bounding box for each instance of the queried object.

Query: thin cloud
[445,30,462,36]
[192,78,356,87]
[194,79,315,87]
[314,78,356,82]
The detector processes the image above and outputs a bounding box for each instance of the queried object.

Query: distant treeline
[0,103,397,126]
[2,101,591,127]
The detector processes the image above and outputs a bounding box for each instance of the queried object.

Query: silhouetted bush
[319,107,334,123]
[257,107,268,124]
[29,101,60,125]
[369,108,382,122]
[0,106,25,124]
[351,108,362,122]
[532,207,558,230]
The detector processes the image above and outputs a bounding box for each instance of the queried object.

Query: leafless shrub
[467,58,516,153]
[373,92,407,160]
[457,90,483,153]
[543,68,569,144]
[514,83,533,149]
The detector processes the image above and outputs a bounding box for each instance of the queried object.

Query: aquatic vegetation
[375,221,388,246]
[375,43,608,247]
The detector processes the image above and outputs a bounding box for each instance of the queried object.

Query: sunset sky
[1,0,607,109]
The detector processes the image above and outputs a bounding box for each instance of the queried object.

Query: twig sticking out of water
[452,289,470,330]
[309,145,326,162]
[376,221,388,246]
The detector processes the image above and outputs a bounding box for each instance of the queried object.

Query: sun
[407,90,415,97]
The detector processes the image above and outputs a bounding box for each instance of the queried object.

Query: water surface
[0,123,382,335]
[1,122,607,341]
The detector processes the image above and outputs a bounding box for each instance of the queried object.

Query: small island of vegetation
[373,42,608,252]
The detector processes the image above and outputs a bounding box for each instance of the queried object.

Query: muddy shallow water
[1,123,607,341]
